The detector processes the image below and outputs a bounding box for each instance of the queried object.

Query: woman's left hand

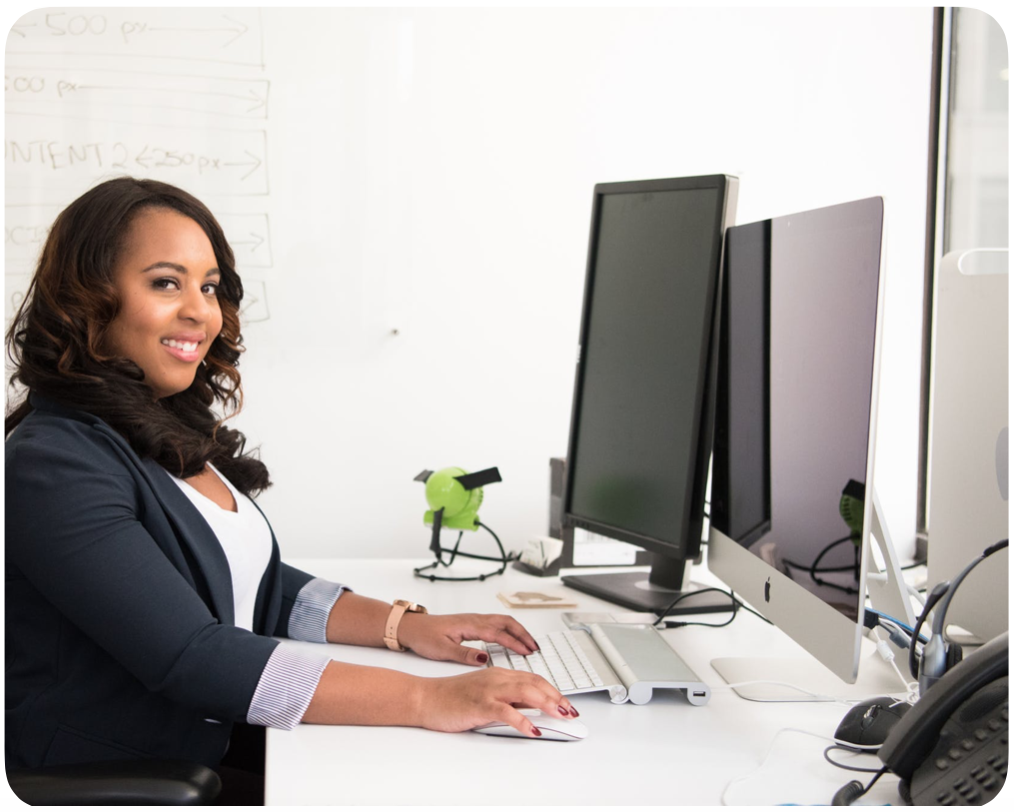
[397,612,539,666]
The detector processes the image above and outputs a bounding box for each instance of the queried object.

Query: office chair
[7,759,221,805]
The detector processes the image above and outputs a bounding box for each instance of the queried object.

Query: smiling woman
[5,177,575,804]
[104,209,224,400]
[5,177,264,491]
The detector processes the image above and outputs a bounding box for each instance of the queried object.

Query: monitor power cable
[652,586,773,629]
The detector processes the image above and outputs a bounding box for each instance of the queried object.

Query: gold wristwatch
[383,599,428,651]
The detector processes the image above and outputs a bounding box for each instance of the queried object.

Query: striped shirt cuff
[246,644,332,730]
[288,577,350,643]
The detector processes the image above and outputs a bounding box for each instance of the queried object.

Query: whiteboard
[5,7,933,562]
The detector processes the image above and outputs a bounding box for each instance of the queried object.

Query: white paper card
[572,528,638,565]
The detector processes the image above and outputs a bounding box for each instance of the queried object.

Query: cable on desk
[823,745,885,774]
[831,767,890,806]
[654,586,773,629]
[720,727,884,806]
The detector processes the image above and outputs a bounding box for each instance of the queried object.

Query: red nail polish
[558,705,568,716]
[569,707,580,717]
[532,727,542,737]
[476,653,489,664]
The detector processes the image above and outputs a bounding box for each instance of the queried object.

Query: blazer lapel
[140,458,236,626]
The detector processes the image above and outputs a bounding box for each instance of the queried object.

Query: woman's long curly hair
[5,176,270,496]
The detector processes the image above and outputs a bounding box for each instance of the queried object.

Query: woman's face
[105,207,223,399]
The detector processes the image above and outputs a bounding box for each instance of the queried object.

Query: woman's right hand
[415,667,579,737]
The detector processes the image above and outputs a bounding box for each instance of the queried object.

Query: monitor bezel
[561,174,733,561]
[707,196,887,683]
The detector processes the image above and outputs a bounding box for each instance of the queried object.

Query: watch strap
[384,599,428,651]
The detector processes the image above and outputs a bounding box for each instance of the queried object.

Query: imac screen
[711,199,884,623]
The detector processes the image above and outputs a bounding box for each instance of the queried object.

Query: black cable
[654,587,773,628]
[809,534,856,580]
[666,597,739,629]
[655,586,721,619]
[783,561,858,574]
[413,522,518,582]
[832,768,889,806]
[433,532,465,567]
[863,768,889,795]
[823,745,885,774]
[780,533,861,594]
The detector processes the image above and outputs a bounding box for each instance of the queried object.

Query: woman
[5,177,576,799]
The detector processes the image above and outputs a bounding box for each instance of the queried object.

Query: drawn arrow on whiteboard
[232,232,266,252]
[223,151,262,181]
[239,294,269,322]
[147,15,250,48]
[135,144,152,169]
[244,89,267,113]
[73,84,267,113]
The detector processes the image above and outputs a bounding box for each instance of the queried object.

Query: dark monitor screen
[711,198,884,622]
[564,177,730,562]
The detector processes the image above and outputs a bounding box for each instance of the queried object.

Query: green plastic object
[413,467,503,540]
[424,467,483,531]
[839,479,865,544]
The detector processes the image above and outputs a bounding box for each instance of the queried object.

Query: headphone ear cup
[945,642,964,673]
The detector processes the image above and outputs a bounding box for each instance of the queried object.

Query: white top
[170,462,273,632]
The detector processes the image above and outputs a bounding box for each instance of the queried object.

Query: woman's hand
[397,611,539,666]
[415,668,579,736]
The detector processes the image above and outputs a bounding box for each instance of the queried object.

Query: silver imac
[926,248,1009,643]
[707,197,913,696]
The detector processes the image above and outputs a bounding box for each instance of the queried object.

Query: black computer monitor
[561,175,738,614]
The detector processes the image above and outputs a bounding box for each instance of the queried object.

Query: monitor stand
[562,553,735,615]
[712,489,916,701]
[711,639,906,701]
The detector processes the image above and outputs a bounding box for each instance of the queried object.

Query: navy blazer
[5,393,316,770]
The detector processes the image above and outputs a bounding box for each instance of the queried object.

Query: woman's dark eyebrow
[140,262,221,277]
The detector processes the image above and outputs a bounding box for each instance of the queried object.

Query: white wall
[4,7,932,561]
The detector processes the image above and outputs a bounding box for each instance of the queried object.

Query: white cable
[906,583,926,609]
[720,727,881,806]
[870,628,920,703]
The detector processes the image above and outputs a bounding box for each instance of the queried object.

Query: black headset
[908,539,1008,693]
[834,538,1009,806]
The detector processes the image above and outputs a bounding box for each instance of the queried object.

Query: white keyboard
[483,622,711,705]
[484,630,606,692]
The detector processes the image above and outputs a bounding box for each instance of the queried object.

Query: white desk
[266,559,907,806]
